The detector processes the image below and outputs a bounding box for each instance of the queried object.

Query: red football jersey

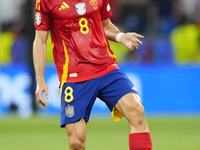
[34,0,118,83]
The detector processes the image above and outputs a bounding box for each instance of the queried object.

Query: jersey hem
[62,64,119,83]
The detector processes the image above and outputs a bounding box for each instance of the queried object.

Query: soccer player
[33,0,152,150]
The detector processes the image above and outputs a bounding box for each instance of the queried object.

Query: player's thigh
[98,69,139,121]
[115,92,143,120]
[65,118,87,142]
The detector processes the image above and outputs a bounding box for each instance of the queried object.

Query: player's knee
[65,119,87,149]
[129,100,145,117]
[135,103,145,116]
[133,95,144,115]
[69,137,86,150]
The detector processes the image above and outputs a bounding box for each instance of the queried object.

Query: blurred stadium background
[0,0,200,149]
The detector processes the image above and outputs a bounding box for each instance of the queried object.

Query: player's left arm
[102,18,144,51]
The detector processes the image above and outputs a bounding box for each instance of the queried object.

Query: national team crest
[35,12,41,25]
[89,0,98,6]
[89,0,98,10]
[75,3,86,15]
[65,105,75,118]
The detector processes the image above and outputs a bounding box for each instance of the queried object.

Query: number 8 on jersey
[79,18,89,34]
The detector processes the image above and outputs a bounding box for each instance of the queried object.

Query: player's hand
[35,80,49,107]
[120,32,144,51]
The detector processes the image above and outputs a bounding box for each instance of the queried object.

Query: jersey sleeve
[34,0,51,31]
[100,0,112,20]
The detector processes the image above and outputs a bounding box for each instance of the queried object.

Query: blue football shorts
[60,69,138,127]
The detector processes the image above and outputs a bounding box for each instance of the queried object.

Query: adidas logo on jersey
[59,2,70,10]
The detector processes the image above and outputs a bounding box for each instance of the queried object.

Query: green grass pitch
[0,115,200,150]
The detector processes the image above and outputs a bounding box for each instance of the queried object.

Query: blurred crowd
[1,0,200,65]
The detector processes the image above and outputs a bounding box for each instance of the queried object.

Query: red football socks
[129,132,152,150]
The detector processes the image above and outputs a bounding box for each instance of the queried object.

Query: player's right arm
[33,30,49,107]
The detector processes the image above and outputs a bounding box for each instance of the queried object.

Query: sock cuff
[129,132,152,150]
